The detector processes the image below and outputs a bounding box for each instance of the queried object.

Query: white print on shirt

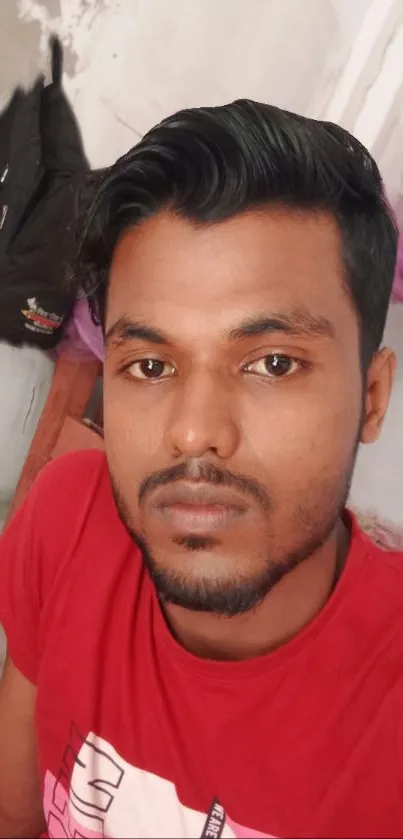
[21,297,63,335]
[43,725,276,838]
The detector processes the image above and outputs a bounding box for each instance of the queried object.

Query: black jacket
[0,36,89,349]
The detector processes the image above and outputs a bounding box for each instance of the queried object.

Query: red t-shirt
[1,450,403,839]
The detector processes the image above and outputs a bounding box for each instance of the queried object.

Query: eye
[244,353,300,378]
[127,358,176,380]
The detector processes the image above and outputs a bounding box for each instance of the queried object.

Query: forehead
[107,209,356,340]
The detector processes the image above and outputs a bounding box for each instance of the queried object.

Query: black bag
[0,36,89,349]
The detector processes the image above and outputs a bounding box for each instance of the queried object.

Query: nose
[164,371,240,460]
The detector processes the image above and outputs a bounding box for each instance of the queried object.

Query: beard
[110,451,357,618]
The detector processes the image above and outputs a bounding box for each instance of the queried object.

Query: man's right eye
[127,359,176,380]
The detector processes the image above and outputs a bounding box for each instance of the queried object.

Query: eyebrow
[105,318,168,347]
[228,309,335,341]
[105,307,335,349]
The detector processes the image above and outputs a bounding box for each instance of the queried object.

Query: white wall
[322,0,403,201]
[331,0,372,39]
[0,0,367,168]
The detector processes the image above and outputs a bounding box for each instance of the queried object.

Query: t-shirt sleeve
[0,478,46,684]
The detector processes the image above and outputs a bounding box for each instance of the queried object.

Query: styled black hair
[76,99,397,366]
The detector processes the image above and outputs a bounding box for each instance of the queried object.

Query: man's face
[103,209,369,615]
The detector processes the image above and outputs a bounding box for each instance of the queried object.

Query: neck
[163,519,349,661]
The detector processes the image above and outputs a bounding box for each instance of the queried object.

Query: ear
[361,347,396,444]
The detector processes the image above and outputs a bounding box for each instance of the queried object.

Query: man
[0,99,400,839]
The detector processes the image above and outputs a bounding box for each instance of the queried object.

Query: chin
[138,539,284,617]
[150,567,271,617]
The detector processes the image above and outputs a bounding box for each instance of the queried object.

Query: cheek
[243,382,362,479]
[102,379,167,476]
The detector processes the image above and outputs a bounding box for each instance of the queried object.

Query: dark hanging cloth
[0,35,89,349]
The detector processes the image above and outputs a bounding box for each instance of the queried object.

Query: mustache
[138,460,271,511]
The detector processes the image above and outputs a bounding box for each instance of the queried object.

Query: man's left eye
[244,354,300,378]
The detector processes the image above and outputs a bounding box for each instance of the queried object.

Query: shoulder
[0,451,138,683]
[24,449,111,538]
[349,514,403,624]
[1,449,126,595]
[33,449,108,506]
[28,449,124,566]
[1,450,110,553]
[353,513,403,575]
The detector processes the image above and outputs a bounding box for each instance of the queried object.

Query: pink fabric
[57,298,104,361]
[73,298,104,361]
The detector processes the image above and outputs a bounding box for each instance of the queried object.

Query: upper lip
[151,482,249,511]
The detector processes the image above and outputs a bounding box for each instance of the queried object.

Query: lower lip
[155,503,245,534]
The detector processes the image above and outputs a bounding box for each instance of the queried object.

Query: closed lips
[152,482,248,512]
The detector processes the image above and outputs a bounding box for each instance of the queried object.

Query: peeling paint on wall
[16,0,105,78]
[0,0,43,93]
